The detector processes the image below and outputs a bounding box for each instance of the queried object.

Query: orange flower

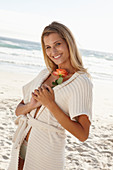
[52,69,68,87]
[53,69,68,77]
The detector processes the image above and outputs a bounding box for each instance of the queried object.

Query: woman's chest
[42,75,57,87]
[42,73,74,88]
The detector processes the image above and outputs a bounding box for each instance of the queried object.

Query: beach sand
[0,70,113,170]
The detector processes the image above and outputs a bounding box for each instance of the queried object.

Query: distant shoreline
[0,35,113,54]
[0,36,113,83]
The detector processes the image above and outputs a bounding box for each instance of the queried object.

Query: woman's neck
[58,66,77,74]
[58,60,77,74]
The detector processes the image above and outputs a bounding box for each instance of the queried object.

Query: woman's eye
[46,46,50,49]
[56,43,61,46]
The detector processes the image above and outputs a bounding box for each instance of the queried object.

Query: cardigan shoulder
[22,68,49,103]
[69,72,93,93]
[68,72,93,122]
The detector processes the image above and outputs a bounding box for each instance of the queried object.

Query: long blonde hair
[41,21,89,76]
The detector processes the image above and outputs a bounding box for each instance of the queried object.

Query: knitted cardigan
[8,68,93,170]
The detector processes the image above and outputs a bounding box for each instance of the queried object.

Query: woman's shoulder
[38,68,49,76]
[27,68,49,84]
[32,68,49,79]
[74,72,93,88]
[22,68,49,103]
[23,68,49,90]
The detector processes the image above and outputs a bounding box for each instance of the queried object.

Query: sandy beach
[0,70,113,170]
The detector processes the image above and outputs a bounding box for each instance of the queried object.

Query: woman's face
[43,33,70,66]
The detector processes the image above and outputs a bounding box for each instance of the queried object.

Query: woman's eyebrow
[45,40,62,47]
[53,40,62,44]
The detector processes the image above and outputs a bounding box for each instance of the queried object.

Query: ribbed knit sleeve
[69,74,93,123]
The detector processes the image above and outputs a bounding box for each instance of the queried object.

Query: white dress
[8,68,93,170]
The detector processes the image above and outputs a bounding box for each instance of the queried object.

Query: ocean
[0,36,113,82]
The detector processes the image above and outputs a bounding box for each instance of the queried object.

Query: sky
[0,0,113,53]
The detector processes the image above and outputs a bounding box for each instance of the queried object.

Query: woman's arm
[32,85,91,142]
[15,100,31,116]
[15,94,41,116]
[46,101,90,142]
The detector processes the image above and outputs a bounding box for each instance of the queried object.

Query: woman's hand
[32,84,55,108]
[29,94,42,110]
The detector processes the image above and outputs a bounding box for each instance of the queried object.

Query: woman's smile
[53,54,62,59]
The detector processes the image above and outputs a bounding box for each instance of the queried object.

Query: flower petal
[56,69,68,77]
[53,71,59,76]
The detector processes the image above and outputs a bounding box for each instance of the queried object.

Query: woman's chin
[53,60,63,66]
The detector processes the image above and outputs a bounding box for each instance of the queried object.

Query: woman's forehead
[44,33,63,45]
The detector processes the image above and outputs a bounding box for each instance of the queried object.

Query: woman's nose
[51,47,58,56]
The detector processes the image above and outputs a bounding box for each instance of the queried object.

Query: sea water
[0,36,113,82]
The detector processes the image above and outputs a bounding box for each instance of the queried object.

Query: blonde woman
[8,21,93,170]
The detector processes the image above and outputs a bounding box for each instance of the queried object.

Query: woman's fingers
[34,85,54,99]
[32,85,55,107]
[41,85,48,92]
[42,84,53,94]
[46,85,53,94]
[34,87,42,96]
[45,85,54,96]
[41,85,54,101]
[34,89,39,96]
[32,92,38,101]
[38,87,42,94]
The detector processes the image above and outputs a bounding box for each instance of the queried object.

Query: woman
[8,21,93,170]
